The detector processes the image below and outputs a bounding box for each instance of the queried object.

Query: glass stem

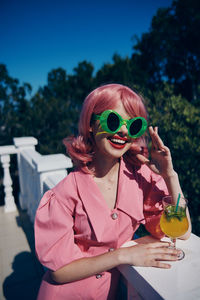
[170,238,176,249]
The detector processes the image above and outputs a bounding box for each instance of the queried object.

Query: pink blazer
[34,158,168,300]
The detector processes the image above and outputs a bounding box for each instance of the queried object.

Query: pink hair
[64,84,149,172]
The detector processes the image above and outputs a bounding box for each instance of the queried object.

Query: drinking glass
[160,195,189,260]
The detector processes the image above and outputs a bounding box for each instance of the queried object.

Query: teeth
[110,138,126,144]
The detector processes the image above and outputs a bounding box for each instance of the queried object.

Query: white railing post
[1,154,17,212]
[13,137,38,210]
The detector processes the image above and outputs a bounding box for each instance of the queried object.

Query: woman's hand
[136,126,175,178]
[121,242,180,269]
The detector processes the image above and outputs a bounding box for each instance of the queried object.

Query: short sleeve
[143,172,168,238]
[34,190,84,271]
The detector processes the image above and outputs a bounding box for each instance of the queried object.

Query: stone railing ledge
[0,145,18,155]
[13,137,38,148]
[33,154,73,173]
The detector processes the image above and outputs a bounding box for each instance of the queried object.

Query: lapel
[74,169,111,241]
[74,158,145,242]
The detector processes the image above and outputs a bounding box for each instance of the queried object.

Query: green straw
[175,193,181,212]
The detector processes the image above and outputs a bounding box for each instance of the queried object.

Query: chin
[105,143,131,159]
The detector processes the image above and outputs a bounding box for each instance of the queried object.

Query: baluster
[1,154,16,212]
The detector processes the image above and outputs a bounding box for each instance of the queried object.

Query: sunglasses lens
[129,119,143,136]
[107,112,120,132]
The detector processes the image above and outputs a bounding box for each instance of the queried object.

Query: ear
[89,114,94,133]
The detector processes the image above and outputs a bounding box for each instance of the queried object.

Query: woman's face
[91,101,134,161]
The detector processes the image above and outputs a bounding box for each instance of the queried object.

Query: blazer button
[108,248,115,252]
[111,212,118,220]
[96,274,102,279]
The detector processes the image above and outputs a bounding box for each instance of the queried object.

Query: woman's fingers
[127,242,181,268]
[151,250,179,268]
[152,261,171,269]
[155,253,179,261]
[148,242,180,255]
[149,126,165,150]
[146,242,170,248]
[135,153,150,164]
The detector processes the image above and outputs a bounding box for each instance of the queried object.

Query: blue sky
[1,0,172,95]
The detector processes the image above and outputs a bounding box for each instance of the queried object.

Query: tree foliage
[146,84,200,234]
[132,0,200,103]
[0,64,32,146]
[0,0,200,235]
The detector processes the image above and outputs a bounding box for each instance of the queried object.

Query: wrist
[162,170,178,180]
[115,247,129,265]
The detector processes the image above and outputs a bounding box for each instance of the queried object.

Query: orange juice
[160,205,189,238]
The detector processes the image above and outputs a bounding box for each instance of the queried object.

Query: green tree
[146,83,200,235]
[0,64,32,205]
[95,54,134,86]
[30,69,73,154]
[132,0,200,102]
[67,60,95,108]
[29,61,95,154]
[0,64,32,146]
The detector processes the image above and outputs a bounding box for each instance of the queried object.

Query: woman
[34,84,191,300]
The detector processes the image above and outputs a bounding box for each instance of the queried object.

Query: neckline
[90,158,122,212]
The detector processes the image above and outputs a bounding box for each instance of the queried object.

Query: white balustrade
[0,145,18,212]
[14,137,73,222]
[0,137,73,222]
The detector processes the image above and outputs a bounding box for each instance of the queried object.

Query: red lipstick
[111,135,128,141]
[107,135,128,149]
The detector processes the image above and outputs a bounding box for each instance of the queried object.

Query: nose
[118,124,128,136]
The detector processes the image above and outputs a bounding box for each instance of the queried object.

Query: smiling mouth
[107,135,128,149]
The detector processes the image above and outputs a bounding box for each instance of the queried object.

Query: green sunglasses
[93,110,147,138]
